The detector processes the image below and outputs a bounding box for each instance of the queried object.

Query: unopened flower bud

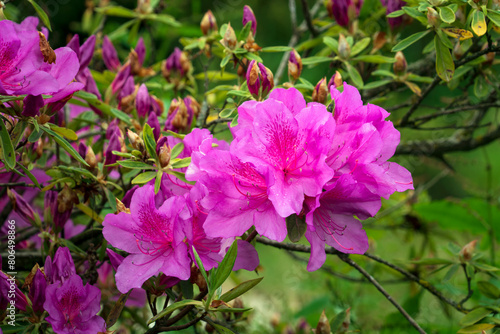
[111,64,131,94]
[162,48,191,84]
[184,95,201,126]
[338,34,351,59]
[327,71,343,90]
[242,5,257,36]
[220,23,237,50]
[393,51,407,76]
[85,146,97,169]
[246,60,260,97]
[137,0,151,14]
[26,266,46,313]
[158,142,171,169]
[427,7,440,27]
[316,310,330,334]
[459,240,477,262]
[127,129,144,151]
[312,77,328,104]
[258,63,274,98]
[7,189,37,224]
[201,10,217,36]
[22,94,44,117]
[102,36,120,71]
[165,98,190,132]
[135,84,151,118]
[288,49,303,82]
[147,112,161,141]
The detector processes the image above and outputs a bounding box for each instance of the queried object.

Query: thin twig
[300,0,319,37]
[337,253,426,334]
[458,264,473,307]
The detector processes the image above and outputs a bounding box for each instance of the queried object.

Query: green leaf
[192,246,210,293]
[131,171,157,184]
[211,241,238,293]
[473,76,490,98]
[438,6,455,24]
[457,324,496,333]
[165,170,195,185]
[286,214,307,243]
[194,71,238,81]
[28,0,52,31]
[49,124,78,141]
[473,262,500,272]
[210,307,252,313]
[459,307,492,327]
[40,127,89,166]
[96,6,137,18]
[142,13,180,27]
[477,281,500,299]
[148,299,204,325]
[103,187,117,212]
[435,35,455,82]
[112,151,135,158]
[0,118,16,169]
[16,163,42,189]
[353,55,396,63]
[73,91,131,125]
[330,310,348,332]
[142,124,157,160]
[345,63,364,88]
[227,90,251,98]
[105,291,131,328]
[170,157,191,169]
[154,170,162,194]
[301,56,332,65]
[323,37,338,52]
[443,263,460,282]
[387,9,404,17]
[436,28,454,49]
[220,277,264,302]
[411,258,455,265]
[117,160,156,170]
[486,9,500,27]
[350,37,371,57]
[471,9,487,36]
[372,69,397,78]
[219,108,236,118]
[230,114,239,127]
[392,30,430,52]
[210,323,235,334]
[170,142,184,160]
[260,46,293,52]
[75,203,104,224]
[243,52,263,63]
[362,79,392,90]
[238,21,252,40]
[28,126,43,143]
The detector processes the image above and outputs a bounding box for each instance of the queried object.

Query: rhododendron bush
[1,0,500,333]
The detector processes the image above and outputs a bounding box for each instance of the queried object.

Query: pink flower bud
[111,64,131,94]
[22,94,44,117]
[393,51,407,76]
[201,10,218,36]
[135,83,151,118]
[147,112,160,141]
[312,77,328,104]
[102,35,120,71]
[7,189,37,224]
[288,49,303,82]
[135,37,146,65]
[220,23,237,50]
[246,60,261,97]
[242,5,257,36]
[327,71,343,90]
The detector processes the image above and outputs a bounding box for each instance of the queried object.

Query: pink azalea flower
[304,174,381,271]
[327,83,413,198]
[231,88,335,218]
[44,274,106,334]
[102,184,190,293]
[199,149,287,241]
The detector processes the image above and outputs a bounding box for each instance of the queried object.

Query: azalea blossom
[102,184,190,293]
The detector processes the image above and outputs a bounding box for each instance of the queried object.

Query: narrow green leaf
[301,56,332,65]
[477,281,500,299]
[434,35,455,82]
[438,6,455,24]
[387,9,404,17]
[165,130,186,139]
[227,90,251,98]
[238,21,252,40]
[131,171,157,184]
[486,9,500,27]
[443,263,460,282]
[392,30,430,52]
[16,163,41,189]
[330,310,348,332]
[353,55,396,63]
[28,0,52,31]
[230,114,239,127]
[73,91,131,125]
[220,277,264,302]
[148,299,204,325]
[362,79,392,90]
[210,307,252,313]
[345,63,364,88]
[76,203,104,224]
[28,126,43,143]
[260,46,293,52]
[210,323,235,334]
[40,127,89,166]
[170,157,191,169]
[112,151,135,158]
[244,53,263,62]
[142,13,181,27]
[372,69,397,78]
[106,291,131,328]
[323,37,338,52]
[474,262,500,271]
[457,324,496,333]
[103,187,117,212]
[49,124,78,141]
[220,54,231,68]
[142,124,157,160]
[192,246,210,294]
[170,142,184,160]
[117,160,156,170]
[459,307,492,327]
[219,108,236,118]
[350,37,371,57]
[436,28,454,49]
[0,118,16,169]
[211,241,238,293]
[411,258,455,265]
[154,170,162,194]
[96,6,137,18]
